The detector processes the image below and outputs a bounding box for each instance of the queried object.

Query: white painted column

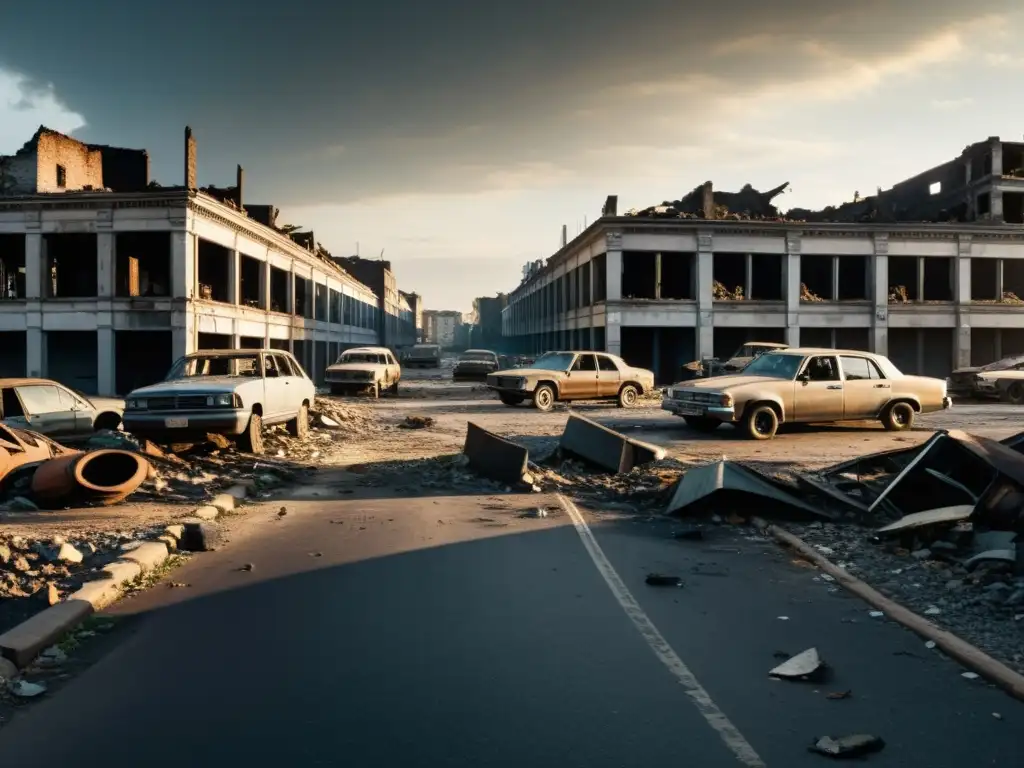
[261,259,271,312]
[96,232,115,298]
[785,233,801,347]
[228,249,240,304]
[605,233,623,355]
[744,252,753,300]
[170,231,195,299]
[871,234,889,356]
[916,256,926,302]
[996,259,1005,297]
[97,326,115,395]
[696,232,714,359]
[24,233,42,299]
[954,236,972,369]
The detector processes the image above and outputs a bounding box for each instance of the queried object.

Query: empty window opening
[0,234,26,299]
[592,254,607,302]
[0,331,27,377]
[115,232,171,298]
[46,330,98,394]
[929,181,942,195]
[750,254,783,300]
[622,251,657,299]
[567,267,578,309]
[661,252,695,300]
[197,332,233,350]
[197,239,231,302]
[269,266,290,313]
[970,328,998,366]
[329,289,342,324]
[888,256,919,302]
[836,256,869,300]
[800,255,833,301]
[115,331,172,396]
[55,165,66,188]
[1004,192,1024,224]
[977,192,991,217]
[801,328,833,348]
[1003,259,1024,302]
[984,153,993,176]
[922,257,953,301]
[294,277,313,319]
[1002,328,1024,358]
[581,261,592,306]
[45,233,97,298]
[315,283,328,320]
[836,327,870,351]
[1004,144,1024,178]
[239,255,265,309]
[238,336,263,349]
[712,253,746,300]
[970,259,1000,301]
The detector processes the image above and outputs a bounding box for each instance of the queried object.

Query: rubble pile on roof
[625,180,796,221]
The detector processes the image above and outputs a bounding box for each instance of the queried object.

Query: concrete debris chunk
[399,415,435,429]
[809,734,885,759]
[462,422,530,485]
[875,505,974,535]
[559,414,665,474]
[180,521,224,552]
[7,679,46,698]
[769,648,824,680]
[965,549,1016,571]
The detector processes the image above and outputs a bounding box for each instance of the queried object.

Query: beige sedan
[325,347,402,397]
[662,347,952,440]
[487,351,655,411]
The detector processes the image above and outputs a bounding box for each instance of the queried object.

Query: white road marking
[557,494,766,767]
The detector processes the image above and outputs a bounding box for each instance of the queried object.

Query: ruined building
[501,135,1024,384]
[0,126,398,395]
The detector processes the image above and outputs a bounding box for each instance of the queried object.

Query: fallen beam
[463,422,529,485]
[559,414,665,474]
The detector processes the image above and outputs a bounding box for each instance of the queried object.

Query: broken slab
[559,414,666,474]
[463,422,530,485]
[809,734,885,759]
[769,648,823,680]
[965,549,1017,571]
[665,460,835,519]
[875,505,974,536]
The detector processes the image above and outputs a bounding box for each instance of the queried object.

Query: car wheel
[500,394,524,406]
[743,405,779,440]
[683,415,721,433]
[617,384,639,408]
[533,385,555,412]
[372,382,380,399]
[330,384,343,396]
[93,412,122,432]
[390,380,399,396]
[881,401,915,431]
[1005,382,1024,404]
[287,403,309,439]
[237,412,265,454]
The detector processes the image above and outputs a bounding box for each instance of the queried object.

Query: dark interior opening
[622,252,657,299]
[592,254,607,302]
[1003,144,1024,178]
[46,330,98,393]
[45,233,97,298]
[712,253,746,299]
[581,261,592,306]
[79,451,142,487]
[659,252,694,300]
[978,192,991,217]
[115,232,170,297]
[197,239,230,302]
[0,234,26,299]
[115,330,172,395]
[836,256,868,300]
[971,259,999,301]
[750,254,783,300]
[800,256,833,300]
[315,283,328,320]
[197,332,233,350]
[888,256,918,302]
[922,257,953,301]
[329,289,342,323]
[240,256,264,308]
[1003,192,1024,224]
[270,266,289,313]
[1003,259,1024,300]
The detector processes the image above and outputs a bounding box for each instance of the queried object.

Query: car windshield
[741,352,804,379]
[340,353,383,364]
[531,352,576,371]
[166,354,261,379]
[460,352,495,362]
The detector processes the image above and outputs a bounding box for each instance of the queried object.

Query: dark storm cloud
[0,0,1012,203]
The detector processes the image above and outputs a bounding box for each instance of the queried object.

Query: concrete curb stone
[752,516,1024,702]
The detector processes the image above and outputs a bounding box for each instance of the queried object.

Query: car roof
[543,350,616,356]
[344,346,390,354]
[464,349,496,354]
[0,377,58,387]
[185,349,288,357]
[742,342,789,348]
[771,347,880,357]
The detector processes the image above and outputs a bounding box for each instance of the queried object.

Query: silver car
[122,349,315,454]
[0,378,124,441]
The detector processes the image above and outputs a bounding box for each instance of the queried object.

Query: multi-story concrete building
[422,309,462,347]
[469,294,508,351]
[0,126,383,395]
[502,138,1024,384]
[400,290,423,342]
[333,256,417,350]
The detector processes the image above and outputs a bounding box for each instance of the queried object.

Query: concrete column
[25,234,42,299]
[605,239,623,300]
[916,256,926,302]
[96,232,115,298]
[996,259,1005,298]
[228,250,240,304]
[261,261,271,312]
[654,253,663,300]
[831,256,840,301]
[871,235,889,355]
[744,252,753,299]
[289,266,297,316]
[26,327,43,377]
[785,234,801,347]
[954,237,972,368]
[170,231,195,299]
[97,326,115,395]
[696,233,714,359]
[606,315,621,356]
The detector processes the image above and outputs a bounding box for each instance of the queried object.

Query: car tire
[881,401,915,431]
[237,412,265,454]
[372,382,380,399]
[1004,382,1024,404]
[330,384,343,396]
[93,412,122,432]
[743,404,779,440]
[287,403,309,439]
[390,380,399,396]
[617,384,639,408]
[500,394,524,406]
[533,385,555,412]
[683,415,721,433]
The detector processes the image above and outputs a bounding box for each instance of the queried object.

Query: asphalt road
[0,478,1019,766]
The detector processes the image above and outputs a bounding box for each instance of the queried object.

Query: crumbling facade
[469,295,508,351]
[0,127,385,395]
[422,309,462,347]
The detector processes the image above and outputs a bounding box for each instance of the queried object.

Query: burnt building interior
[620,327,696,385]
[45,233,97,298]
[239,255,265,309]
[0,234,25,299]
[889,329,954,379]
[712,253,783,300]
[622,252,695,300]
[115,331,173,395]
[800,255,870,301]
[115,232,170,297]
[887,256,954,302]
[970,257,1024,301]
[270,266,290,312]
[197,239,231,302]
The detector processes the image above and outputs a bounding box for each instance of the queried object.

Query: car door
[283,352,313,405]
[11,384,77,438]
[596,354,622,396]
[839,355,891,419]
[387,353,401,383]
[262,353,293,420]
[792,355,845,421]
[564,353,599,399]
[56,385,96,434]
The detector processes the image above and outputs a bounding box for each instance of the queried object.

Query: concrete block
[194,505,220,521]
[559,414,666,474]
[0,599,93,667]
[157,535,178,552]
[120,541,169,572]
[225,483,250,500]
[165,524,185,540]
[210,493,236,513]
[102,560,142,583]
[463,422,529,484]
[70,578,123,611]
[233,478,258,491]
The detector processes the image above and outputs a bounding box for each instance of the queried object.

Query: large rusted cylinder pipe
[31,449,151,508]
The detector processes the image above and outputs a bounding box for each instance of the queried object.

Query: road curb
[0,482,251,670]
[752,516,1024,702]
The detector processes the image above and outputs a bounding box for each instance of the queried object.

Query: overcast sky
[2,1,1024,311]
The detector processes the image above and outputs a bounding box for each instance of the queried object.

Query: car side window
[804,356,840,382]
[15,385,64,414]
[286,354,308,378]
[56,387,87,410]
[840,356,883,381]
[2,388,24,418]
[573,354,598,372]
[597,355,618,372]
[272,354,293,377]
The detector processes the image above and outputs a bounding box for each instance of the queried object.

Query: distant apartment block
[422,309,462,347]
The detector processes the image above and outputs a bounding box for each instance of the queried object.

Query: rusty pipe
[30,449,151,508]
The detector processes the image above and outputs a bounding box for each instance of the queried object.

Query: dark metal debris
[645,574,683,587]
[809,734,885,759]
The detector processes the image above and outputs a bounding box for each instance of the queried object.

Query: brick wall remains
[34,131,104,192]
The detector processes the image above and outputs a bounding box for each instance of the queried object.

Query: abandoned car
[122,349,314,454]
[663,348,951,440]
[948,354,1024,402]
[324,346,401,397]
[486,351,655,411]
[452,349,504,381]
[0,378,124,440]
[679,341,789,381]
[403,343,442,369]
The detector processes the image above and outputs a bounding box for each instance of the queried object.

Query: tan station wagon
[324,346,401,397]
[662,348,952,440]
[486,351,655,411]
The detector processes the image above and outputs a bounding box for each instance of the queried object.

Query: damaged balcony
[713,252,783,302]
[0,234,26,300]
[800,255,870,303]
[115,232,170,298]
[621,251,695,301]
[970,258,1024,306]
[45,233,97,298]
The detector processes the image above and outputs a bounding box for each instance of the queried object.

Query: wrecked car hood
[673,374,776,390]
[455,360,497,369]
[326,363,386,374]
[128,377,248,396]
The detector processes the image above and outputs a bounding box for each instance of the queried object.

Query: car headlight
[719,393,734,407]
[666,388,675,398]
[208,393,235,407]
[127,398,147,410]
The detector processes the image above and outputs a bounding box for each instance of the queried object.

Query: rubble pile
[625,181,795,221]
[712,280,744,300]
